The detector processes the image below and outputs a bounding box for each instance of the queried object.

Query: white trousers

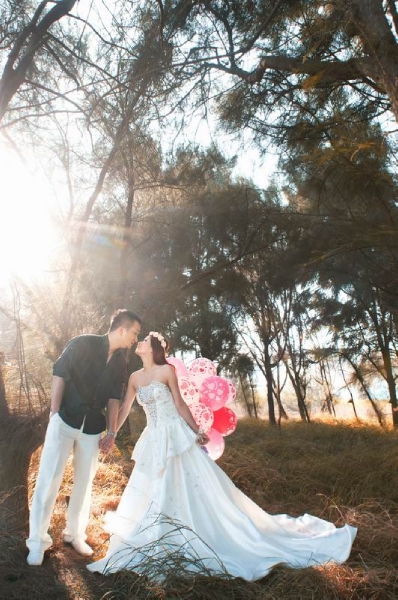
[26,413,101,553]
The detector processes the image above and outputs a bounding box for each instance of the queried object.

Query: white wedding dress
[87,381,356,581]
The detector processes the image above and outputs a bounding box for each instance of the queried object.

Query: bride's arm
[166,366,209,445]
[116,374,137,432]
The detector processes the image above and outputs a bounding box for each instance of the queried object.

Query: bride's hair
[150,334,169,366]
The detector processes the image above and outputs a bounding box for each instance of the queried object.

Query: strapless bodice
[136,381,183,428]
[132,381,196,477]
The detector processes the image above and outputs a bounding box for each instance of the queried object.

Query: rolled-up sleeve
[53,338,79,381]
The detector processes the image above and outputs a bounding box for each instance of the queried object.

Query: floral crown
[149,331,167,349]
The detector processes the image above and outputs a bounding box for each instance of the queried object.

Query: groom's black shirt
[53,334,128,434]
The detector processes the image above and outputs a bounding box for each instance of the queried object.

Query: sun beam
[0,145,60,285]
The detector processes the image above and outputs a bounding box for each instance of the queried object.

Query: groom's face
[122,321,141,348]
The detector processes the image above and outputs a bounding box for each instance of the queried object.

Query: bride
[87,332,357,581]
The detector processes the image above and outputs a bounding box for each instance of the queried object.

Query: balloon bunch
[167,356,237,460]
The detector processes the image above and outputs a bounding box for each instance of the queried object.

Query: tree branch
[238,0,285,55]
[387,0,398,35]
[0,0,78,121]
[206,53,378,90]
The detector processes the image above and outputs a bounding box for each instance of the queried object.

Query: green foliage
[1,0,398,426]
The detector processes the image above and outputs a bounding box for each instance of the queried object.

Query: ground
[1,415,398,599]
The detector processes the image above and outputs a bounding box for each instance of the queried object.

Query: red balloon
[212,407,237,436]
[200,376,230,411]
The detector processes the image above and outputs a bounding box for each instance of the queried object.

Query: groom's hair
[109,309,142,331]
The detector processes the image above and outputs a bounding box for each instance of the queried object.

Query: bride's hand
[196,431,210,445]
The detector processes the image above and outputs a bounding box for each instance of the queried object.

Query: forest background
[0,0,398,578]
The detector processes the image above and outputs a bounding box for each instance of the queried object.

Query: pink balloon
[200,376,230,411]
[178,377,200,405]
[189,373,207,389]
[189,402,214,433]
[212,407,237,436]
[204,427,225,460]
[225,378,237,404]
[167,356,189,377]
[188,358,217,383]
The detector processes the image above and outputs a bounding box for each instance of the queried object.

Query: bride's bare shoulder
[129,369,144,386]
[158,363,176,381]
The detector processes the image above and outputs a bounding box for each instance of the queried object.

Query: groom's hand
[99,433,116,454]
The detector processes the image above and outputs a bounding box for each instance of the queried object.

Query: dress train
[87,381,356,581]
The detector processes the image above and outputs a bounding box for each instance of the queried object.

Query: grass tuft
[1,418,397,599]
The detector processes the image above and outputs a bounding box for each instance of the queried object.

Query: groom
[26,309,141,566]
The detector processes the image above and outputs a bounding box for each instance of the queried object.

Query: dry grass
[1,417,398,599]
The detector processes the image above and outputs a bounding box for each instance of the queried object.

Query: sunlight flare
[0,146,59,284]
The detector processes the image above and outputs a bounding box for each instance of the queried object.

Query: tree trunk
[370,298,398,427]
[350,0,398,124]
[118,151,135,305]
[238,372,252,417]
[0,358,9,421]
[273,361,288,421]
[344,354,385,427]
[248,373,258,419]
[339,355,360,422]
[0,0,78,121]
[263,347,276,425]
[319,361,336,416]
[380,347,398,427]
[285,362,310,422]
[273,388,288,421]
